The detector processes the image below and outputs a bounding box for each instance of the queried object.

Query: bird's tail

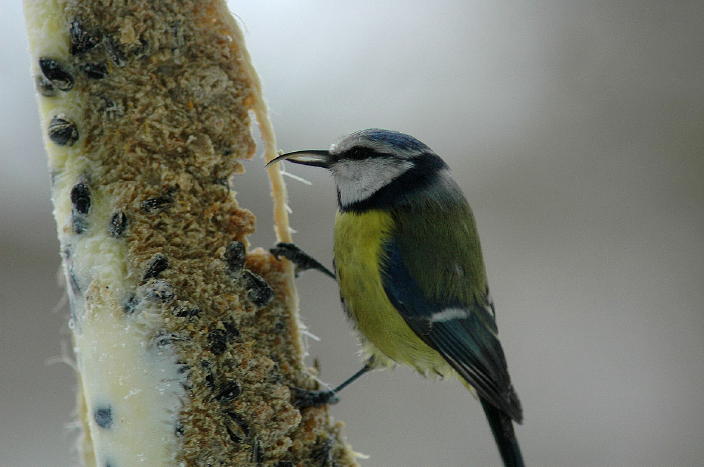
[480,398,525,467]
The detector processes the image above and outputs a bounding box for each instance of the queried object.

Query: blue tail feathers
[480,398,525,467]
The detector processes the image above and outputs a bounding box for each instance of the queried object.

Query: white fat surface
[75,289,186,466]
[430,308,470,322]
[25,1,185,464]
[52,150,128,328]
[25,0,82,174]
[332,158,412,206]
[57,170,185,467]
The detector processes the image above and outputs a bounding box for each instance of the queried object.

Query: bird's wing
[380,232,522,422]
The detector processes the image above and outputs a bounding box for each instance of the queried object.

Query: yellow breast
[333,210,449,373]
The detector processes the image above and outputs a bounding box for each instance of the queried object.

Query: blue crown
[359,128,431,152]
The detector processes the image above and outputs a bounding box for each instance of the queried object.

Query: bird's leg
[291,362,373,409]
[270,242,336,279]
[272,243,363,407]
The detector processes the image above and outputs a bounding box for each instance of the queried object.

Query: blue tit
[267,129,524,467]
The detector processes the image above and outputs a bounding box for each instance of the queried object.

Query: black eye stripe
[343,147,376,160]
[341,147,403,161]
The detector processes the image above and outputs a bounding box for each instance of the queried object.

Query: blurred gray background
[2,1,703,466]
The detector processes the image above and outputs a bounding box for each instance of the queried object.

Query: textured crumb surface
[24,0,357,465]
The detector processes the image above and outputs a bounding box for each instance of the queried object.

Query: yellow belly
[333,210,451,375]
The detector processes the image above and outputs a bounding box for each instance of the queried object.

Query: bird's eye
[346,147,371,160]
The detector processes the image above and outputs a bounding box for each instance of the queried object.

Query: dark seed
[311,437,334,467]
[224,241,245,273]
[70,182,91,233]
[123,294,138,314]
[223,321,240,339]
[94,406,113,429]
[82,62,108,79]
[176,361,189,374]
[143,254,169,281]
[105,37,126,67]
[242,270,274,307]
[35,75,56,97]
[39,58,73,91]
[175,423,184,437]
[251,438,263,464]
[109,211,128,237]
[225,425,242,444]
[133,38,150,59]
[225,410,250,436]
[71,183,91,215]
[70,20,99,55]
[201,361,215,389]
[174,305,201,318]
[141,196,172,212]
[208,329,227,355]
[144,280,175,303]
[49,115,79,146]
[205,373,215,389]
[215,381,241,403]
[153,332,181,348]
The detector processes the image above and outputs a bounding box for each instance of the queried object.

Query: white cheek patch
[430,308,470,323]
[333,158,413,206]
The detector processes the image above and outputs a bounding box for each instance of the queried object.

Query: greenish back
[391,199,488,307]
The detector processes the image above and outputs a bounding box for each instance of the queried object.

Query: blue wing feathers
[381,237,523,422]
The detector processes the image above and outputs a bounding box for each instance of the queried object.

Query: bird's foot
[290,387,340,409]
[270,242,336,279]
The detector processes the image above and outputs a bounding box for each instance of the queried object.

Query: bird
[267,128,524,467]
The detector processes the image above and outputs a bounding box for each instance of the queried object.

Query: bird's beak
[266,150,333,169]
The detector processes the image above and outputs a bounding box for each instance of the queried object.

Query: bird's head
[267,129,453,211]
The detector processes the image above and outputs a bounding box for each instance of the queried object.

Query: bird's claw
[290,387,340,409]
[270,242,336,279]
